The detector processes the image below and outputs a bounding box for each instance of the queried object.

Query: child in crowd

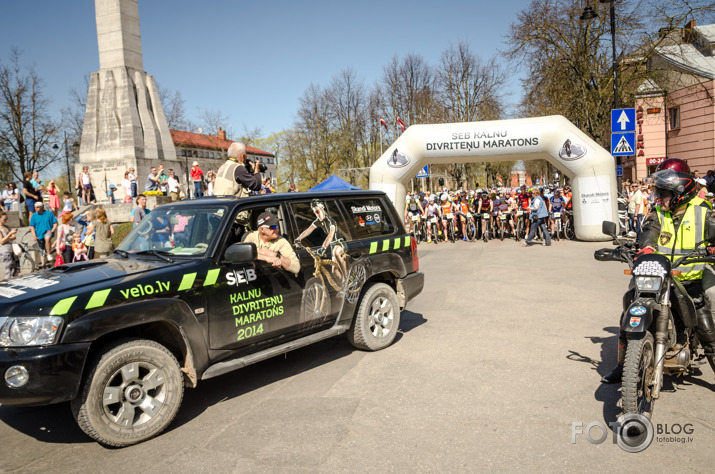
[47,180,60,216]
[107,184,116,204]
[63,192,77,213]
[72,233,88,262]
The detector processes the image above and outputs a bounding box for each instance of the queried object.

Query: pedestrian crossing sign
[611,132,635,156]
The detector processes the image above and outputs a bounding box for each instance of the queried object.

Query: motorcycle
[595,221,715,418]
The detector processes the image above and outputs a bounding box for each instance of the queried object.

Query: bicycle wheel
[554,219,560,241]
[20,252,35,273]
[449,222,456,243]
[413,222,422,244]
[565,218,575,240]
[499,222,505,241]
[466,220,477,241]
[482,221,489,242]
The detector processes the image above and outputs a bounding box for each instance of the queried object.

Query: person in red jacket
[190,161,204,198]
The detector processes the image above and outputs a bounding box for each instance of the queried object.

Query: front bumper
[0,342,91,406]
[399,271,424,308]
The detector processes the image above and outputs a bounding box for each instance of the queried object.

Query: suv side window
[291,200,348,247]
[339,197,396,239]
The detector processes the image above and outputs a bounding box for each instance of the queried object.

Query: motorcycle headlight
[0,317,63,347]
[635,276,662,292]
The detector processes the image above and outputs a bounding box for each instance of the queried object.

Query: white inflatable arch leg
[369,115,617,241]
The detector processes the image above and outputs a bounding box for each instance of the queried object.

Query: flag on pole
[380,116,388,132]
[397,115,406,132]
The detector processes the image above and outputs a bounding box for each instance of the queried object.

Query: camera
[246,159,268,173]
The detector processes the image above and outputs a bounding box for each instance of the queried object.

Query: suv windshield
[117,207,226,256]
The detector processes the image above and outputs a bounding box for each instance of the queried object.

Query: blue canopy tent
[309,174,361,191]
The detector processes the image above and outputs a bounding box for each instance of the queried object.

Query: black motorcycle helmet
[650,167,697,209]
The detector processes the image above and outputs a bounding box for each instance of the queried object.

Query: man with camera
[214,142,263,198]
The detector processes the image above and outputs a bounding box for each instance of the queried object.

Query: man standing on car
[243,210,300,275]
[213,142,262,198]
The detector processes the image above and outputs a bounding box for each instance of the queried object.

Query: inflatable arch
[369,115,617,242]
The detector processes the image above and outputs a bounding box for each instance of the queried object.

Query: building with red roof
[170,128,277,187]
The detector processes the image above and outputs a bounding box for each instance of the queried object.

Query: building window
[668,107,680,130]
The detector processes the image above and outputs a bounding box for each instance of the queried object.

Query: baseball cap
[257,210,281,227]
[34,201,43,208]
[192,161,199,166]
[696,178,706,186]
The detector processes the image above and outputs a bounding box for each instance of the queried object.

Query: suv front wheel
[348,283,400,351]
[71,338,184,447]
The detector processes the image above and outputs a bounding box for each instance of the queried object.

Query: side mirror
[602,221,618,239]
[224,242,257,265]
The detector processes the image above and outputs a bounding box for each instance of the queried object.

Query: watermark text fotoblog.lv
[571,413,694,453]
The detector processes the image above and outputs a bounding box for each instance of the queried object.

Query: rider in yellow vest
[602,158,715,383]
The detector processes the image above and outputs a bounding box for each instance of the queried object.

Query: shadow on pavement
[0,309,429,445]
[566,326,622,426]
[0,401,89,444]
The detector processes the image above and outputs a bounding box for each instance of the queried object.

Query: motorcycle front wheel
[622,332,656,418]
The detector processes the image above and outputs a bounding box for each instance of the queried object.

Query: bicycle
[563,210,576,240]
[425,215,442,244]
[480,212,491,242]
[551,211,563,241]
[13,241,36,274]
[441,213,456,243]
[459,212,477,241]
[409,214,423,244]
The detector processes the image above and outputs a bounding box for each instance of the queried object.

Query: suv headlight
[635,276,662,292]
[0,317,63,347]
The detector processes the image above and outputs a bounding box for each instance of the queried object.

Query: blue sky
[0,0,533,138]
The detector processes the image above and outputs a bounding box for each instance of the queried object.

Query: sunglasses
[262,224,279,230]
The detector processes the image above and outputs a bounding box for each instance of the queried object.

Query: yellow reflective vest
[655,201,710,280]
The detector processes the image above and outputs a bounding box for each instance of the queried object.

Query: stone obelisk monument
[79,0,179,202]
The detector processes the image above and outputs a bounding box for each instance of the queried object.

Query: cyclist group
[404,184,574,244]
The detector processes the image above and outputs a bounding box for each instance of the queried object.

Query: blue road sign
[416,165,429,178]
[611,132,636,156]
[611,108,636,133]
[616,165,623,176]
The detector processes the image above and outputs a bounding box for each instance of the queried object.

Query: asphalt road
[1,238,714,472]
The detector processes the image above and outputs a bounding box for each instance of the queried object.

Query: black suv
[0,191,423,446]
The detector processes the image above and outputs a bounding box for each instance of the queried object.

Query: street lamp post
[581,0,622,193]
[52,131,74,195]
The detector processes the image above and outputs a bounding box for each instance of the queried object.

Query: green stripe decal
[86,289,111,309]
[394,238,401,250]
[404,235,410,247]
[382,240,390,252]
[204,269,220,286]
[50,296,77,316]
[178,272,197,291]
[369,241,378,254]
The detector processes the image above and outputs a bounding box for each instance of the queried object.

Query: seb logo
[226,269,257,286]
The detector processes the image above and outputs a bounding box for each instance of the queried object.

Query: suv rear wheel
[348,283,400,351]
[71,338,184,447]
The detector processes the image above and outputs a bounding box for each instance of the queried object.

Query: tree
[506,0,715,148]
[157,83,194,132]
[0,48,60,181]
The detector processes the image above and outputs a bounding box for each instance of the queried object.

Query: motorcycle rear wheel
[622,332,656,418]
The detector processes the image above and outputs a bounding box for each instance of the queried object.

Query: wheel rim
[636,341,655,415]
[102,361,168,427]
[304,281,327,318]
[368,295,395,339]
[346,265,366,304]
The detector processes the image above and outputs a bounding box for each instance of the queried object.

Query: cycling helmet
[651,167,697,209]
[656,158,691,174]
[441,194,448,202]
[428,195,435,202]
